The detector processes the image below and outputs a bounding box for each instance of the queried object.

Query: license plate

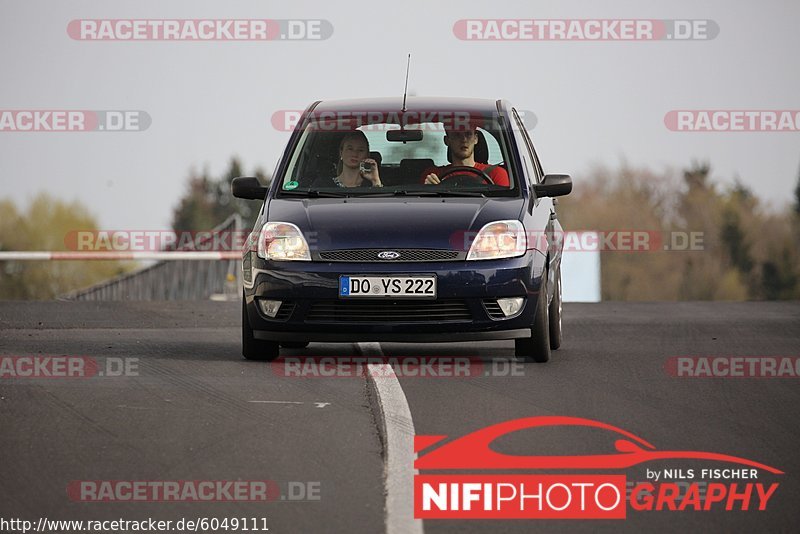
[339,275,436,298]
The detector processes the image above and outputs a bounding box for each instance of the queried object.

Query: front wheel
[515,272,551,363]
[242,296,280,361]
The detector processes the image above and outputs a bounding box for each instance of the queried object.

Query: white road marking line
[358,342,424,534]
[248,400,331,408]
[248,400,303,404]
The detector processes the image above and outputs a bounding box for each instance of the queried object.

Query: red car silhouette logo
[414,416,783,474]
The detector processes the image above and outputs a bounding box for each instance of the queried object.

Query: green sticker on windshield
[284,181,299,190]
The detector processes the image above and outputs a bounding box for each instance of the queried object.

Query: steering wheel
[439,166,494,185]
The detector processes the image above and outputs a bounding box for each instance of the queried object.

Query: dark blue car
[232,97,571,362]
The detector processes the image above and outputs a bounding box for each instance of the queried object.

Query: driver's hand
[424,173,441,185]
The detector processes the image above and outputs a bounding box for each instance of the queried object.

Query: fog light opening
[259,299,283,318]
[497,297,524,317]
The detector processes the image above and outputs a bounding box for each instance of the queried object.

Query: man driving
[422,126,510,187]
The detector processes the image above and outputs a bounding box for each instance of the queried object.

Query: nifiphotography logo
[413,416,782,519]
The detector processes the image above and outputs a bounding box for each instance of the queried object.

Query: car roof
[311,96,506,114]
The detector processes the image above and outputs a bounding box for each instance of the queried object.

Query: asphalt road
[1,301,798,533]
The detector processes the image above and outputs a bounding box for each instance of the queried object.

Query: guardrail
[0,215,245,301]
[0,252,240,261]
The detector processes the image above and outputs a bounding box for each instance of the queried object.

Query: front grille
[275,302,296,321]
[318,249,460,262]
[482,299,505,319]
[306,300,472,323]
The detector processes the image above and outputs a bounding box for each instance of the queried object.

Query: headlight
[467,220,527,261]
[257,222,311,261]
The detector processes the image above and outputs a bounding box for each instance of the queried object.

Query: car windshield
[277,109,518,197]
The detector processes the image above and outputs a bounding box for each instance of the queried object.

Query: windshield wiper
[359,189,486,198]
[357,189,440,197]
[279,189,350,198]
[280,189,486,198]
[427,190,487,197]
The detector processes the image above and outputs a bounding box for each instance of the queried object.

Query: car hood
[267,197,524,251]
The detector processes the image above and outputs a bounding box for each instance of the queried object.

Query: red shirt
[421,162,510,187]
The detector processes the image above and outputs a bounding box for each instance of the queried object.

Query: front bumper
[244,250,546,343]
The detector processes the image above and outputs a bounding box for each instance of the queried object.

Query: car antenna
[401,53,411,112]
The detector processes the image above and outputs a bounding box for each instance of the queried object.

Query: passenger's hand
[361,158,382,186]
[424,173,441,185]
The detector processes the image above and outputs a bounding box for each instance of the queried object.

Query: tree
[794,163,800,216]
[558,161,799,301]
[761,251,798,300]
[683,160,711,191]
[0,194,132,299]
[720,196,754,276]
[171,157,269,232]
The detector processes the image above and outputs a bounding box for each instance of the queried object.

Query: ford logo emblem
[377,251,401,260]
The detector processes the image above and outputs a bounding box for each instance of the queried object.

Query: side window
[511,108,541,184]
[521,127,544,179]
[480,127,504,164]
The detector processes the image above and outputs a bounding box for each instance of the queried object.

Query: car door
[510,108,558,290]
[521,115,563,282]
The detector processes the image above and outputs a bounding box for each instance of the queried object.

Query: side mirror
[232,176,268,200]
[533,174,572,198]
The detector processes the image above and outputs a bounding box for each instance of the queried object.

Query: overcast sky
[1,0,798,230]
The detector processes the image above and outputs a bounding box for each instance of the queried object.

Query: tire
[280,342,309,349]
[515,272,551,363]
[549,266,563,350]
[242,296,280,361]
